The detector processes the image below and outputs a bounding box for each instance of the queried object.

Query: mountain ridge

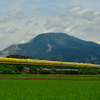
[0,32,100,64]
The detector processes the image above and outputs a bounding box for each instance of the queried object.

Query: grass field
[1,74,100,79]
[0,75,100,100]
[0,80,100,100]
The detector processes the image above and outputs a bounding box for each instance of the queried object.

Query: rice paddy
[1,74,100,78]
[0,75,100,100]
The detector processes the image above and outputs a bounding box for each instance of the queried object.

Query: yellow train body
[0,57,100,68]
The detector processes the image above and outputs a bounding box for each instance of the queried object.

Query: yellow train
[0,57,100,68]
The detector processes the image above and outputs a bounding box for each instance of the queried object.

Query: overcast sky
[0,0,100,50]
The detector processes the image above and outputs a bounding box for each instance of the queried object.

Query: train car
[0,57,100,68]
[0,57,21,64]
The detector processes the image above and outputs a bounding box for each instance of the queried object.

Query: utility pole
[47,55,63,67]
[25,52,27,74]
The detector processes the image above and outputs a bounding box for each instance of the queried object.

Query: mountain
[0,32,100,64]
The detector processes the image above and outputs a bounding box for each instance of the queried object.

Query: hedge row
[29,65,98,75]
[0,64,20,74]
[0,64,99,75]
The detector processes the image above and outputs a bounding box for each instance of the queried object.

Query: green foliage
[39,70,51,74]
[0,64,99,75]
[98,70,100,74]
[78,67,98,75]
[51,66,56,71]
[39,66,42,70]
[15,64,24,68]
[6,54,34,59]
[63,70,78,74]
[30,66,37,70]
[0,65,5,70]
[0,64,19,74]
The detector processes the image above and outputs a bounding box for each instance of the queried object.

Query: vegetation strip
[0,77,100,80]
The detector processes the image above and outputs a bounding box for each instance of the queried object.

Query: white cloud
[0,27,19,33]
[21,40,25,43]
[0,0,100,51]
[44,7,100,43]
[15,11,26,19]
[97,41,100,44]
[34,7,45,11]
[25,20,33,26]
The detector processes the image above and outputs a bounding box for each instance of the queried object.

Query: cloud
[44,7,100,42]
[0,9,26,24]
[0,10,12,23]
[25,20,33,26]
[15,11,26,19]
[0,0,100,51]
[0,27,19,33]
[34,23,38,26]
[97,41,100,44]
[21,40,25,43]
[34,7,45,11]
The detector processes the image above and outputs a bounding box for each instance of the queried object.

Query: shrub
[0,64,20,74]
[39,70,51,74]
[78,67,98,75]
[51,67,56,71]
[30,66,37,70]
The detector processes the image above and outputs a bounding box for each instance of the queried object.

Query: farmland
[0,75,100,100]
[0,80,100,100]
[1,74,100,78]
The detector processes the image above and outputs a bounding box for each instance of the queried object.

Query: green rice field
[0,75,100,100]
[1,74,100,78]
